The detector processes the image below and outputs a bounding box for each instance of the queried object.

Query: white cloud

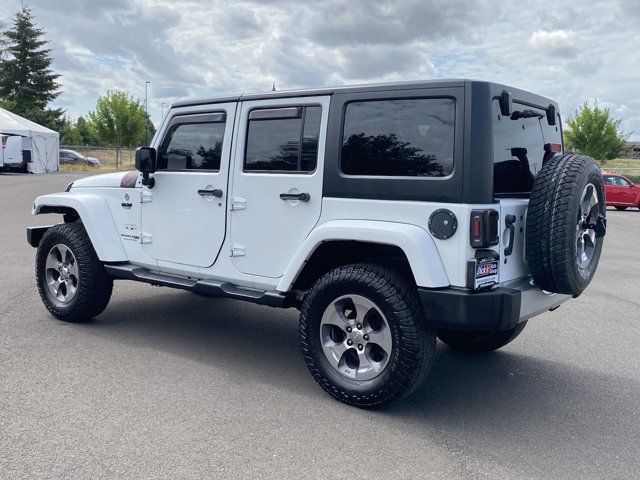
[529,29,578,58]
[0,0,637,139]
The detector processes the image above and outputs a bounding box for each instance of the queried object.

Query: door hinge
[140,232,152,244]
[230,243,245,257]
[140,190,153,203]
[230,197,246,211]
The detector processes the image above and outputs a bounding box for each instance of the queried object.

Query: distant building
[625,141,640,159]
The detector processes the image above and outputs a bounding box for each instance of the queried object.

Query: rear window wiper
[510,109,544,120]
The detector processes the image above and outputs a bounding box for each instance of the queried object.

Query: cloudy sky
[0,0,638,138]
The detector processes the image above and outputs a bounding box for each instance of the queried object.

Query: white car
[27,80,606,407]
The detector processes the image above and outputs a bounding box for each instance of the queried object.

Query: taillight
[470,209,499,248]
[545,143,562,153]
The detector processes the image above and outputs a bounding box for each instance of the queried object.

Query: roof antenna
[271,82,276,92]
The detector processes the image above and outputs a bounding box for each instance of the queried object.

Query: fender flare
[32,192,127,262]
[277,219,450,291]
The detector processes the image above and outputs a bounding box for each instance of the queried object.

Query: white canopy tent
[0,107,59,173]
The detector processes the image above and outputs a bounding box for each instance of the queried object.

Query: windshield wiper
[510,109,544,120]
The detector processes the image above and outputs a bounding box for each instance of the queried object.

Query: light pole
[144,80,150,145]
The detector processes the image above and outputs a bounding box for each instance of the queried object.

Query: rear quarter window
[493,100,562,195]
[341,98,455,177]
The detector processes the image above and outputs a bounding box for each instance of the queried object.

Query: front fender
[32,192,127,262]
[277,220,450,291]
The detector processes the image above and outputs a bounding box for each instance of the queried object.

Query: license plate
[475,259,498,289]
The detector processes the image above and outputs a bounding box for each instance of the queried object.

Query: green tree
[0,4,63,130]
[146,114,156,142]
[564,101,628,162]
[72,115,98,145]
[0,18,9,60]
[59,116,82,145]
[87,90,147,166]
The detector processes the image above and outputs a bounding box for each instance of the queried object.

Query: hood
[71,171,140,189]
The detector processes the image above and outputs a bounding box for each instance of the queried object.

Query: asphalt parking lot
[1,172,639,479]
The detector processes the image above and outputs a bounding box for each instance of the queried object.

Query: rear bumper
[419,278,570,331]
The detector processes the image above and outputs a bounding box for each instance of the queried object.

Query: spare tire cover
[525,154,606,296]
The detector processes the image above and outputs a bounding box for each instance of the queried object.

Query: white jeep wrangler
[28,80,606,407]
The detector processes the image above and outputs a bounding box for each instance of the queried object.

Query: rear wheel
[299,264,435,408]
[614,206,627,211]
[36,223,113,322]
[437,322,527,353]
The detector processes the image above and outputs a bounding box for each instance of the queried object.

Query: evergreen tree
[0,19,9,60]
[0,4,63,130]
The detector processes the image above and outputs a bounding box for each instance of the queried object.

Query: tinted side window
[160,122,225,171]
[617,177,631,186]
[493,100,562,195]
[341,98,455,177]
[244,106,321,173]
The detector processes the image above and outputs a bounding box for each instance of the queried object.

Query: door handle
[504,214,516,256]
[198,188,223,197]
[279,192,310,202]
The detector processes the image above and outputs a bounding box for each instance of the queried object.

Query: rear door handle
[198,188,223,197]
[504,214,516,256]
[279,192,310,202]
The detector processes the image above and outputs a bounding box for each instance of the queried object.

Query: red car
[603,173,640,210]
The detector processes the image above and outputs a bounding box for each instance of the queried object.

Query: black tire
[299,263,435,408]
[36,223,113,322]
[526,154,606,296]
[437,321,527,353]
[614,206,627,211]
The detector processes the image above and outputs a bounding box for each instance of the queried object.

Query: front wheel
[36,223,113,322]
[614,206,627,211]
[437,321,527,353]
[299,264,435,408]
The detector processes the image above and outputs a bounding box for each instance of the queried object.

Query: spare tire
[526,154,606,296]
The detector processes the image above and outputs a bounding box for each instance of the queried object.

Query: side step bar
[104,264,291,308]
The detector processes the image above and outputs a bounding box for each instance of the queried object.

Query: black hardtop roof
[170,78,557,111]
[171,78,468,108]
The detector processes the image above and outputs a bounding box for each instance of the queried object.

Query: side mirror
[135,147,156,173]
[135,147,157,188]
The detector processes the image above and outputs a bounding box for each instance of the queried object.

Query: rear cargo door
[498,198,529,282]
[493,99,562,282]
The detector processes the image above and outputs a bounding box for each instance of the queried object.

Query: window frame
[157,112,227,173]
[339,96,457,180]
[491,99,551,197]
[243,104,322,175]
[322,87,465,204]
